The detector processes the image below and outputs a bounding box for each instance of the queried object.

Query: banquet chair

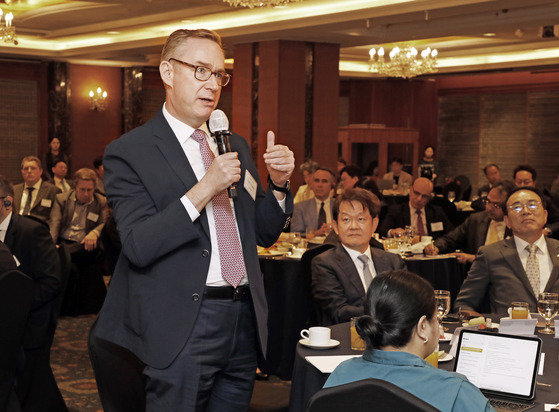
[88,319,146,412]
[306,378,440,412]
[454,175,471,201]
[0,270,34,412]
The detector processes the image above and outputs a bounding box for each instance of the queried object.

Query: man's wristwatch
[268,176,290,193]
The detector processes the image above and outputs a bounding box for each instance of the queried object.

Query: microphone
[209,109,237,198]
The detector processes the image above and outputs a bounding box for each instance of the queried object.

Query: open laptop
[377,179,395,191]
[453,329,542,412]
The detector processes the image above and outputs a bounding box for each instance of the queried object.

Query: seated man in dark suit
[0,175,67,411]
[425,180,514,265]
[49,168,110,314]
[478,163,501,197]
[312,188,405,326]
[378,177,454,240]
[455,187,559,316]
[12,156,61,225]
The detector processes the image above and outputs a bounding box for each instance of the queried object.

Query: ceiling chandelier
[369,45,438,79]
[222,0,302,8]
[0,5,17,44]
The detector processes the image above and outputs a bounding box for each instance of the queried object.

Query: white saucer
[439,332,453,343]
[299,338,340,349]
[439,353,454,362]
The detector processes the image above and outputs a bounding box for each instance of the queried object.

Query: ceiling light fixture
[369,44,438,78]
[0,6,17,44]
[222,0,302,8]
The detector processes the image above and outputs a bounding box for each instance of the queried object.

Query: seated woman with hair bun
[324,270,494,412]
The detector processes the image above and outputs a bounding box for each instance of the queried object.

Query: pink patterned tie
[191,129,246,287]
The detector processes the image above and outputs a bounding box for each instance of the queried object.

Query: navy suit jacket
[95,109,293,368]
[311,245,405,325]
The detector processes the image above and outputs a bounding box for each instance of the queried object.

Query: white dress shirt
[19,179,42,215]
[0,212,11,242]
[341,245,377,290]
[314,197,332,224]
[513,234,553,294]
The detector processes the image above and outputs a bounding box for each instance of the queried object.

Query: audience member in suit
[51,159,72,193]
[292,167,336,236]
[339,164,362,192]
[378,177,454,240]
[455,187,559,316]
[477,163,500,197]
[294,159,319,204]
[312,188,405,326]
[382,157,412,188]
[12,156,61,226]
[94,29,294,411]
[41,137,70,180]
[324,270,493,412]
[93,155,105,196]
[425,180,515,265]
[50,168,110,314]
[513,164,559,239]
[0,175,67,412]
[0,240,17,274]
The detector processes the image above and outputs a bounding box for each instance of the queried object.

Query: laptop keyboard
[489,398,534,411]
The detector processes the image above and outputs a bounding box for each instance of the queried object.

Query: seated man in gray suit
[50,168,110,314]
[291,167,335,236]
[455,187,559,316]
[12,156,61,225]
[312,188,405,325]
[425,180,514,265]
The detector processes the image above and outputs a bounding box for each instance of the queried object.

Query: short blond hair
[160,29,223,63]
[21,156,42,169]
[73,168,98,186]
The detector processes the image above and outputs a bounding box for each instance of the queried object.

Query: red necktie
[415,209,426,237]
[191,129,246,288]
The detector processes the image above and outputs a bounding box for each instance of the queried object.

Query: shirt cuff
[181,195,200,222]
[277,196,286,213]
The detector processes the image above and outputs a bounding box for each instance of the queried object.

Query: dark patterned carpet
[50,314,291,411]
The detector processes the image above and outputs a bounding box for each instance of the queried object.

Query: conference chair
[0,270,34,412]
[306,378,441,412]
[88,319,146,412]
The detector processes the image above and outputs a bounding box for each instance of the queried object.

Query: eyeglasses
[482,198,502,209]
[508,200,541,214]
[168,58,231,87]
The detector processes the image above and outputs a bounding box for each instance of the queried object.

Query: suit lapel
[32,182,49,209]
[4,214,18,251]
[371,247,389,276]
[500,237,534,295]
[335,246,365,295]
[544,238,559,292]
[477,214,490,248]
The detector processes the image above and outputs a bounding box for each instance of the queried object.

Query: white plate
[439,333,453,342]
[258,250,285,257]
[439,353,454,362]
[299,338,340,349]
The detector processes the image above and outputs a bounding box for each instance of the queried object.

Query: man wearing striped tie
[424,180,515,265]
[455,186,559,316]
[311,188,405,326]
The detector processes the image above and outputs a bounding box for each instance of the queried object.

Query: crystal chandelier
[0,6,17,44]
[222,0,302,8]
[369,45,438,78]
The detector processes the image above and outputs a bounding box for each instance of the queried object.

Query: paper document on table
[305,355,361,373]
[499,319,537,335]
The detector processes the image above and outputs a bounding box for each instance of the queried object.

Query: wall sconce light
[89,87,107,111]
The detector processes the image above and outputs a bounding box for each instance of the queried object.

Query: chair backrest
[429,196,458,227]
[300,243,335,327]
[454,175,472,201]
[306,378,441,412]
[0,270,34,411]
[88,319,147,412]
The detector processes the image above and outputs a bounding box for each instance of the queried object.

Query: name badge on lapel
[87,212,99,222]
[431,221,444,232]
[244,170,257,201]
[41,198,52,208]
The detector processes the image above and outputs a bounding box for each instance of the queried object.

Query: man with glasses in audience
[513,164,559,239]
[455,187,559,316]
[378,177,454,240]
[424,180,514,265]
[12,156,60,225]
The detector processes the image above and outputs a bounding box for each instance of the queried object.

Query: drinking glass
[447,191,456,203]
[435,290,451,334]
[305,227,315,241]
[537,292,558,334]
[289,232,302,247]
[404,225,415,250]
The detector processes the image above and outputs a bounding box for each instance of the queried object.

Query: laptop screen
[453,330,542,401]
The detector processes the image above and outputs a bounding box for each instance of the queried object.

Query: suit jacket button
[202,249,209,257]
[192,293,200,301]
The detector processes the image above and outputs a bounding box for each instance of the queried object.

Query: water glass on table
[537,292,558,334]
[435,290,450,333]
[350,317,366,351]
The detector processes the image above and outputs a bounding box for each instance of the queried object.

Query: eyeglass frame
[507,200,541,214]
[168,57,231,87]
[482,198,503,209]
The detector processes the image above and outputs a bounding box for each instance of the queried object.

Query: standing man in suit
[425,180,515,265]
[455,187,559,315]
[12,156,61,225]
[312,188,405,326]
[94,29,294,411]
[50,168,110,314]
[379,177,454,239]
[0,175,66,411]
[291,167,335,235]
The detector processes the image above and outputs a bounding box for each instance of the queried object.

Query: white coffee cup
[421,236,433,244]
[300,327,331,345]
[291,247,306,258]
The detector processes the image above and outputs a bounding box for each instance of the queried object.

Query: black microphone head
[209,109,229,133]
